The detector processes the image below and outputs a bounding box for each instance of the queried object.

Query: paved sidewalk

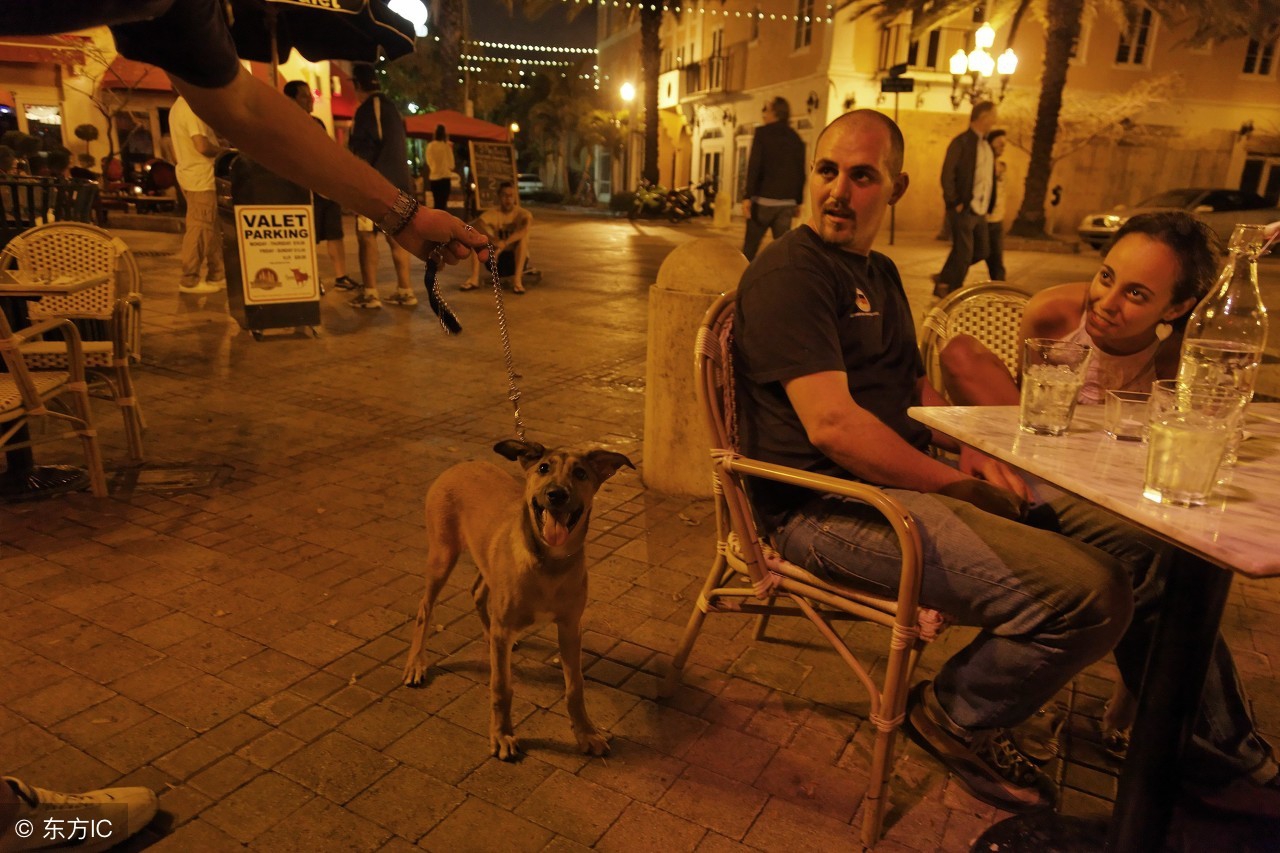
[1,210,1277,852]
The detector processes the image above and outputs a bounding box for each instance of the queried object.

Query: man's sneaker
[1,776,158,852]
[349,291,382,309]
[902,681,1057,813]
[205,278,227,290]
[385,290,418,307]
[179,281,220,295]
[1184,762,1280,819]
[333,275,360,291]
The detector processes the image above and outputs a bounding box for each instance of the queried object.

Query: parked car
[517,173,543,198]
[1077,188,1279,250]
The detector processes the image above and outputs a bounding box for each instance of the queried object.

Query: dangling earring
[1155,322,1173,342]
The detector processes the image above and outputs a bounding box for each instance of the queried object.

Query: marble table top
[909,403,1280,578]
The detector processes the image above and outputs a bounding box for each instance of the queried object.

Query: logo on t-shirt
[853,287,872,314]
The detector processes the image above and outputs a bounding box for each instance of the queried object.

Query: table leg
[971,551,1232,853]
[1106,552,1231,851]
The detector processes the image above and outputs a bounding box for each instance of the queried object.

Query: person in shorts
[461,181,533,293]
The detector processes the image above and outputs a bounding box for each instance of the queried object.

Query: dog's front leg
[557,617,609,756]
[489,628,520,760]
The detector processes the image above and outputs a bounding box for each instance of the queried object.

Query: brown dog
[402,439,634,760]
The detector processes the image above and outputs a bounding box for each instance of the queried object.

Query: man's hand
[937,479,1027,521]
[958,445,1032,503]
[742,199,752,219]
[394,207,490,265]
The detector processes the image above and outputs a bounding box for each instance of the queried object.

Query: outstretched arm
[173,68,486,265]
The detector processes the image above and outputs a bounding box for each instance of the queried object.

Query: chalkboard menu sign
[469,141,517,211]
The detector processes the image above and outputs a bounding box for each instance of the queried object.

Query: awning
[0,35,85,67]
[404,111,508,143]
[102,57,173,92]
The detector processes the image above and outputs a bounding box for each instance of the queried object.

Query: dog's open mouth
[532,500,583,548]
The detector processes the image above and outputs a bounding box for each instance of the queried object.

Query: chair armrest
[721,455,915,526]
[15,317,89,379]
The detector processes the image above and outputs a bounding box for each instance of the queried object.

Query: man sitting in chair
[462,181,534,294]
[733,109,1279,816]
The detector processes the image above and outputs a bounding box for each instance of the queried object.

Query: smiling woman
[941,211,1219,407]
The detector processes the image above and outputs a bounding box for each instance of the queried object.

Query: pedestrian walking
[985,128,1008,282]
[284,79,359,293]
[170,95,226,295]
[933,101,998,297]
[741,97,805,261]
[347,63,417,309]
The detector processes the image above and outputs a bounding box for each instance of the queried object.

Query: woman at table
[939,212,1280,811]
[940,210,1217,407]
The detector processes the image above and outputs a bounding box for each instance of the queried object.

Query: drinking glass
[1019,338,1092,436]
[1103,390,1150,441]
[1143,383,1249,506]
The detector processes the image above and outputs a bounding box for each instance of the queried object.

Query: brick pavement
[1,210,1278,852]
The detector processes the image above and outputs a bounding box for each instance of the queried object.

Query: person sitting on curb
[461,181,534,294]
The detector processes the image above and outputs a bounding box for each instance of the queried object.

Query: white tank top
[1063,313,1160,404]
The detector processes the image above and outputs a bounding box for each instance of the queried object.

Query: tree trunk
[1009,0,1083,238]
[640,7,661,184]
[437,0,465,112]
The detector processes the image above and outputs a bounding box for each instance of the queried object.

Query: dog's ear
[494,439,547,468]
[585,450,634,482]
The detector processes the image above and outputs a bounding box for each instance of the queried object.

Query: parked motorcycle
[665,185,696,222]
[628,178,670,220]
[696,175,718,216]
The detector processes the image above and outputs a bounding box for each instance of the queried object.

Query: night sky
[465,0,598,49]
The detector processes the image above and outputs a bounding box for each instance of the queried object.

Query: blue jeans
[743,204,794,261]
[774,489,1272,782]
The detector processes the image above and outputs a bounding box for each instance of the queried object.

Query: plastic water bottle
[1177,224,1270,398]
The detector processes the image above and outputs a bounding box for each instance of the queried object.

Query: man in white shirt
[170,95,226,294]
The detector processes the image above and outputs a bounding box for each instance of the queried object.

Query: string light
[461,54,572,67]
[464,39,598,54]
[560,0,834,23]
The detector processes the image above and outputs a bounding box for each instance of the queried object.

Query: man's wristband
[377,191,419,237]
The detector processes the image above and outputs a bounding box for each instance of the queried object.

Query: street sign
[880,77,915,93]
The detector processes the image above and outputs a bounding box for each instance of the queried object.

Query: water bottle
[1177,223,1270,398]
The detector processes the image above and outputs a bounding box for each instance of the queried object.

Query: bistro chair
[2,222,145,460]
[0,307,108,497]
[0,178,99,249]
[663,291,947,847]
[918,281,1032,400]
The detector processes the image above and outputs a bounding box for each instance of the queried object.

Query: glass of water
[1020,338,1092,435]
[1143,383,1249,506]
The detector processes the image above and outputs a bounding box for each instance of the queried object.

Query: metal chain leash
[485,243,526,441]
[423,241,526,442]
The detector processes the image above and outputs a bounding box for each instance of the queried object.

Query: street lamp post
[948,23,1017,109]
[619,82,635,194]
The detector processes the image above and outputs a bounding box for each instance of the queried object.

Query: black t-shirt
[734,225,930,521]
[350,94,412,194]
[0,0,241,89]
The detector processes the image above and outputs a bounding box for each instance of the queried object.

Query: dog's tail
[424,262,462,335]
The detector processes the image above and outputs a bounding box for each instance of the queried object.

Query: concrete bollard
[643,237,748,496]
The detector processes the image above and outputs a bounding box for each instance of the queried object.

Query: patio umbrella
[228,0,416,70]
[404,111,509,143]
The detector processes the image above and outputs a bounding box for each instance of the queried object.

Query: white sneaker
[179,281,220,295]
[348,290,382,309]
[0,776,158,853]
[205,278,227,290]
[385,290,418,307]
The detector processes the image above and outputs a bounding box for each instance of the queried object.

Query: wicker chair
[918,282,1032,400]
[4,222,144,460]
[0,307,108,497]
[663,291,947,848]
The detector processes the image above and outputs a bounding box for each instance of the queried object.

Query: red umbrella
[404,111,509,143]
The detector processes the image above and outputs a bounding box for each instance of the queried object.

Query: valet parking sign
[235,204,319,305]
